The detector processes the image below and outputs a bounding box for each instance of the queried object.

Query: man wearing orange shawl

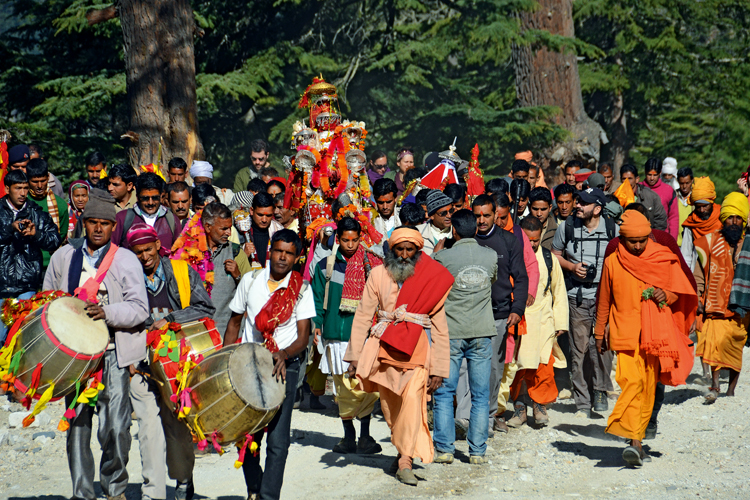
[693,192,750,402]
[595,211,697,467]
[344,227,453,486]
[680,176,722,271]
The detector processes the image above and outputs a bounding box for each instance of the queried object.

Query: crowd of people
[1,138,750,500]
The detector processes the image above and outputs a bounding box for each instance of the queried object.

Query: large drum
[148,319,222,411]
[9,296,109,399]
[185,343,285,445]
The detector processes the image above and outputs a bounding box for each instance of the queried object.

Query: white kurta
[516,247,569,370]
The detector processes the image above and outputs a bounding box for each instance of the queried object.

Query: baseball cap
[577,188,607,207]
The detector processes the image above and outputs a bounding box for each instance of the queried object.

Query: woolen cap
[82,188,117,222]
[425,190,453,216]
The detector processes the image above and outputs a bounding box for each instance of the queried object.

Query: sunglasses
[435,207,456,217]
[139,195,161,202]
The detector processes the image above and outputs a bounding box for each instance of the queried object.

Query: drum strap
[71,244,119,303]
[170,260,191,309]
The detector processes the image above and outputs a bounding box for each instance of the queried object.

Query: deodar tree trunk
[119,0,204,172]
[512,0,606,172]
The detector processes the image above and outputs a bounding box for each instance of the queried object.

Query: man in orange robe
[680,176,722,271]
[693,192,750,401]
[345,227,453,486]
[595,211,697,467]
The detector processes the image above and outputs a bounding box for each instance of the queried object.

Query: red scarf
[379,253,454,356]
[255,271,304,353]
[682,203,722,239]
[341,246,382,313]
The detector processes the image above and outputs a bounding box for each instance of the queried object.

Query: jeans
[433,338,492,456]
[0,291,35,345]
[242,357,300,500]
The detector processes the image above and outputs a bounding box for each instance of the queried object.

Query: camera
[581,262,597,283]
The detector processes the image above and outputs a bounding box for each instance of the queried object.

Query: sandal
[703,387,719,405]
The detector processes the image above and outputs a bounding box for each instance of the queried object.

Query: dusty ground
[2,349,750,500]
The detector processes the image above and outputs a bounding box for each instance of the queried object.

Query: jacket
[112,206,182,256]
[28,192,68,268]
[416,221,451,256]
[474,225,529,319]
[311,249,366,342]
[144,256,215,327]
[372,208,401,239]
[634,184,668,232]
[0,197,62,297]
[433,238,498,339]
[540,214,558,251]
[43,239,150,367]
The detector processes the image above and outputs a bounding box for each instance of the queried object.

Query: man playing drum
[127,222,215,500]
[43,189,149,500]
[224,229,315,500]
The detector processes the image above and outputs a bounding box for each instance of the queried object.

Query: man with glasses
[552,187,618,418]
[416,190,454,255]
[111,172,182,256]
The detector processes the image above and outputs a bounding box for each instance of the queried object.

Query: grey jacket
[146,256,215,327]
[635,184,668,231]
[433,238,498,339]
[43,242,150,368]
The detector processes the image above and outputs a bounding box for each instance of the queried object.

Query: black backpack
[541,246,554,295]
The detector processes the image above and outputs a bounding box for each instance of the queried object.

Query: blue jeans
[433,337,492,456]
[0,291,35,345]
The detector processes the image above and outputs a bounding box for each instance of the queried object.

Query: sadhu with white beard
[345,227,454,486]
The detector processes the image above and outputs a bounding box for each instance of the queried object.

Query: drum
[148,319,222,411]
[10,296,109,400]
[185,343,285,445]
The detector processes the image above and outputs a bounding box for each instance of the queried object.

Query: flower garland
[1,290,69,327]
[171,211,215,296]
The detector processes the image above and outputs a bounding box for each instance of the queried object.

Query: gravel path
[2,349,749,500]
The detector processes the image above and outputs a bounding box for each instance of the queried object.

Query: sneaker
[574,409,591,419]
[357,435,382,454]
[644,421,657,440]
[455,418,469,440]
[532,402,549,426]
[493,416,509,433]
[107,495,126,500]
[396,468,418,486]
[434,451,454,464]
[622,446,643,467]
[506,404,527,428]
[469,455,488,465]
[175,478,194,500]
[332,437,357,454]
[593,390,608,412]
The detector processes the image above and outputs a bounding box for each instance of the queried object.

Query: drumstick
[133,369,164,387]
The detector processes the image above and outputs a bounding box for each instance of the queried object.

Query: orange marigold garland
[171,211,215,296]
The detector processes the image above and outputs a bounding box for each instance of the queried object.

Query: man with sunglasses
[416,190,454,255]
[112,172,182,256]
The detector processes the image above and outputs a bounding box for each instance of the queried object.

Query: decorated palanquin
[282,76,383,257]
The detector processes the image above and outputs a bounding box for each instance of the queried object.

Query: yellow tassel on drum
[22,383,54,427]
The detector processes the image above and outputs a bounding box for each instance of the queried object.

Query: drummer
[43,189,149,500]
[224,229,315,500]
[126,223,215,500]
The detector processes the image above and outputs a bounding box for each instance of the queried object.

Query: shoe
[357,435,382,454]
[247,494,259,500]
[644,421,657,440]
[107,495,126,500]
[593,390,608,412]
[469,455,488,465]
[309,394,326,410]
[574,409,591,419]
[622,446,643,467]
[532,402,549,426]
[506,404,527,428]
[434,451,454,464]
[396,468,418,486]
[175,478,194,500]
[557,388,572,400]
[455,418,469,440]
[493,416,509,433]
[332,437,357,454]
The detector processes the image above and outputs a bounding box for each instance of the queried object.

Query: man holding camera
[552,188,618,418]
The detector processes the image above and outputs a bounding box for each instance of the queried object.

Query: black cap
[577,187,607,207]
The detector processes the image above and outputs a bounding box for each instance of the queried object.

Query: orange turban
[389,227,424,250]
[619,210,651,238]
[690,176,716,204]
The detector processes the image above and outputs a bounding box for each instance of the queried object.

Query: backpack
[541,247,554,295]
[123,208,177,239]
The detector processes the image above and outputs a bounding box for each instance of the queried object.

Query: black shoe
[175,478,194,500]
[593,390,608,412]
[357,435,382,454]
[644,421,657,440]
[332,437,357,454]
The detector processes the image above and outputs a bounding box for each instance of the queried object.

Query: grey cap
[425,189,453,216]
[82,188,116,222]
[585,172,606,190]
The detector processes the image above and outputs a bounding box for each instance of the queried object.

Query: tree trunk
[512,0,606,172]
[119,0,204,173]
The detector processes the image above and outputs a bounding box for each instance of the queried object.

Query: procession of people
[2,76,750,500]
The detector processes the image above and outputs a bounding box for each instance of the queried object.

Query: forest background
[1,0,748,196]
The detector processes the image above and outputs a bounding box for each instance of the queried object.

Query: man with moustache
[372,178,401,238]
[680,177,723,271]
[553,184,576,224]
[243,192,284,270]
[344,227,454,486]
[166,181,192,226]
[416,190,454,255]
